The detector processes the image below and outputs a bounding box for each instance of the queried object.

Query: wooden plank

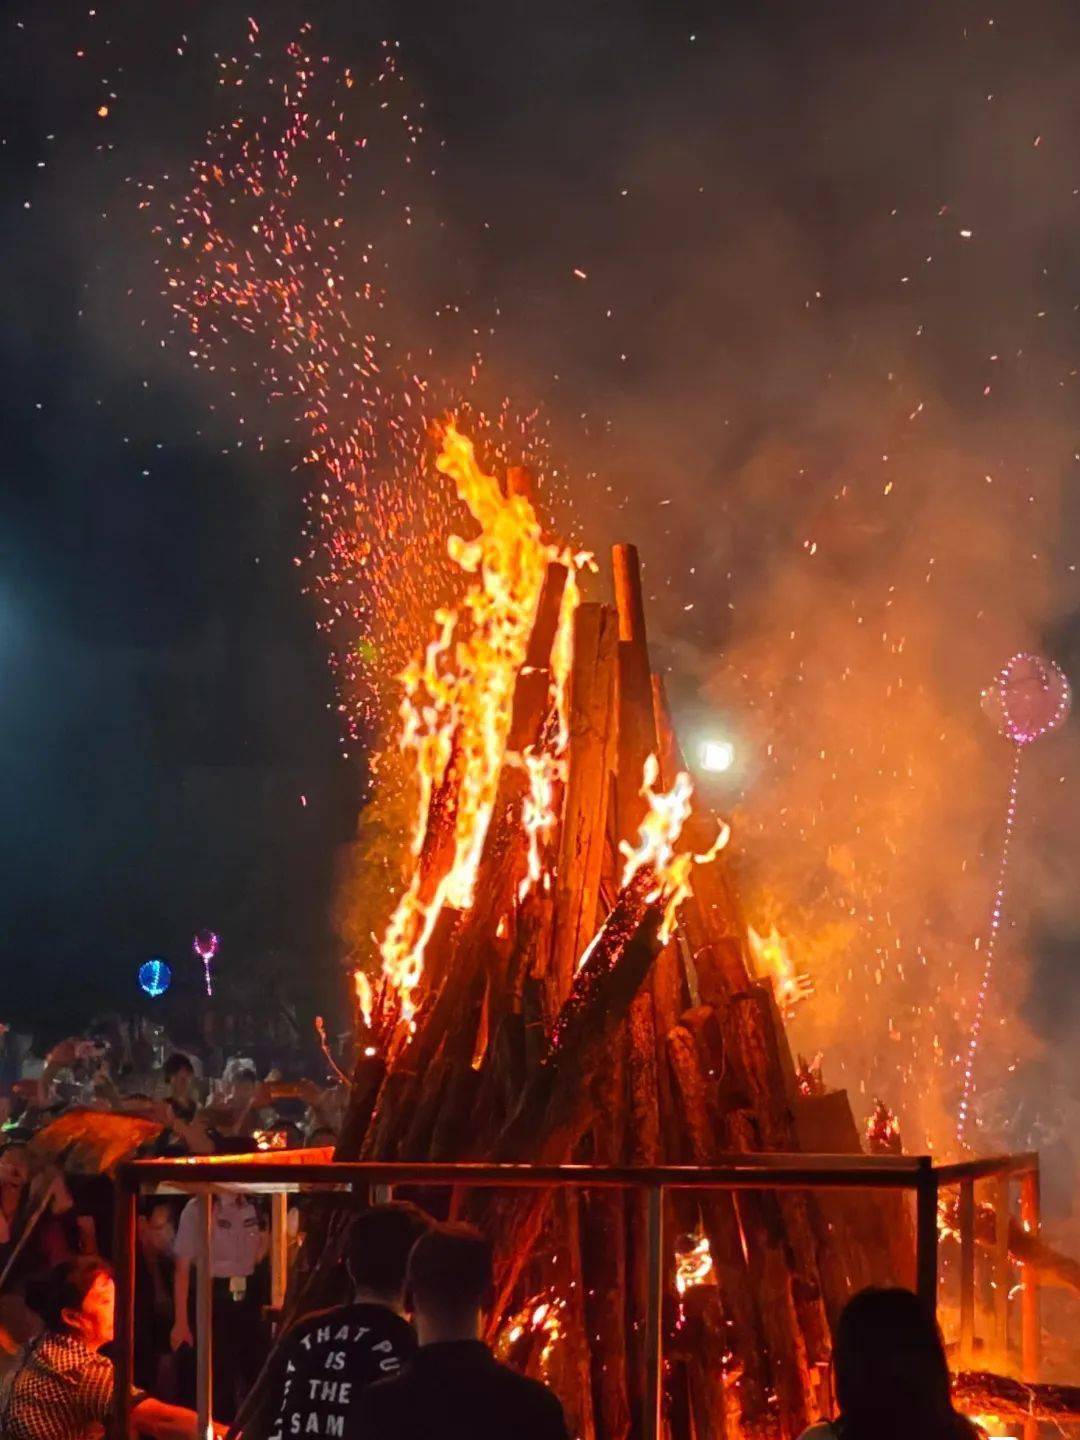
[612,543,659,846]
[549,603,619,1006]
[553,1192,597,1440]
[507,562,568,751]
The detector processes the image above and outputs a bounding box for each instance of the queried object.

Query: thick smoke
[416,0,1080,1166]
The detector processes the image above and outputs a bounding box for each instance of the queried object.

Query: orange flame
[353,970,374,1029]
[747,924,813,1015]
[496,1290,567,1378]
[519,748,560,903]
[674,1234,714,1297]
[617,754,729,943]
[375,423,586,1025]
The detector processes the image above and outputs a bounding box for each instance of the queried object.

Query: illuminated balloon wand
[193,929,220,998]
[957,654,1070,1148]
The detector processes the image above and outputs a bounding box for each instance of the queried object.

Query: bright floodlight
[699,738,735,774]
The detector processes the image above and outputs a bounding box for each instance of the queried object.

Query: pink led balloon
[959,653,1071,1149]
[192,929,219,960]
[981,652,1071,746]
[193,929,219,997]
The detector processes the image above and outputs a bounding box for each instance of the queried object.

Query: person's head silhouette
[826,1288,977,1440]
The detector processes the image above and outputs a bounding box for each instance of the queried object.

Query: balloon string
[956,743,1023,1150]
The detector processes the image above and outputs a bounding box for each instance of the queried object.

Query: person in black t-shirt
[262,1202,432,1440]
[357,1222,568,1440]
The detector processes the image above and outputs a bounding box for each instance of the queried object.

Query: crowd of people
[0,1017,348,1417]
[0,1022,983,1440]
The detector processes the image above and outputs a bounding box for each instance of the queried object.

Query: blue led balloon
[138,958,172,998]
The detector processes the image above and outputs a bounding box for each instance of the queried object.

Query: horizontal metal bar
[933,1152,1039,1186]
[122,1153,932,1193]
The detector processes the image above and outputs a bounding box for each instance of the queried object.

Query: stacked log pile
[242,533,914,1440]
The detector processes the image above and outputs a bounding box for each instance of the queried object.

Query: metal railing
[110,1150,1032,1440]
[934,1151,1040,1380]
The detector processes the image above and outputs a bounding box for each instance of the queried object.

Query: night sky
[3,0,1080,1134]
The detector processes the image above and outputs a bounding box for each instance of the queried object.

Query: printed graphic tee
[266,1301,415,1440]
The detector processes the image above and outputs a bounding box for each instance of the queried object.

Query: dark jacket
[356,1339,568,1440]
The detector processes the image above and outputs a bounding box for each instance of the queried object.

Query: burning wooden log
[941,1194,1080,1294]
[954,1371,1080,1424]
[549,602,618,1009]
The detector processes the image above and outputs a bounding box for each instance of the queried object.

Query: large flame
[375,423,585,1024]
[617,754,729,943]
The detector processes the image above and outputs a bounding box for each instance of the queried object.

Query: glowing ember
[674,1233,714,1297]
[865,1098,903,1155]
[964,1416,1015,1439]
[747,924,812,1015]
[795,1052,826,1098]
[674,1231,715,1329]
[496,1290,567,1380]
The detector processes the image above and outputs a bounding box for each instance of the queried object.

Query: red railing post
[196,1191,215,1440]
[959,1177,976,1366]
[1020,1165,1041,1381]
[915,1159,939,1308]
[644,1184,664,1440]
[992,1177,1010,1363]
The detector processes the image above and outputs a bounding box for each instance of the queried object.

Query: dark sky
[2,0,1079,1115]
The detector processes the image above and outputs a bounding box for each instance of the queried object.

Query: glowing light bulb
[699,738,735,774]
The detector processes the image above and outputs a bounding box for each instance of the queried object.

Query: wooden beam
[549,603,618,1006]
[612,543,658,846]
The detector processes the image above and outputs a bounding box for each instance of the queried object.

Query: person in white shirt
[170,1193,265,1424]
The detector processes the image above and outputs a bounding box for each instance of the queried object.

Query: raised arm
[170,1256,193,1352]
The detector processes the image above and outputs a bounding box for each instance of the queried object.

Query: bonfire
[234,425,1075,1440]
[236,422,925,1440]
